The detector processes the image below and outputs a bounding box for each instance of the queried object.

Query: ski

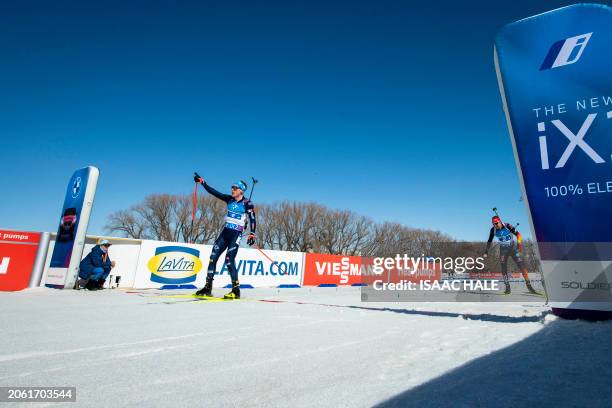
[522,291,545,298]
[158,293,241,302]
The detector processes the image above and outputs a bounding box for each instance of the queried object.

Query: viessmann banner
[132,240,303,288]
[495,4,612,309]
[303,254,441,286]
[303,254,365,286]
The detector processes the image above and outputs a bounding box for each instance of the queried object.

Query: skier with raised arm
[484,215,538,295]
[193,175,256,299]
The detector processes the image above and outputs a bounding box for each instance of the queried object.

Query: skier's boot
[525,281,538,294]
[223,280,240,300]
[195,275,214,297]
[521,269,539,294]
[504,282,511,295]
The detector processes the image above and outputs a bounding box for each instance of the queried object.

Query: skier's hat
[232,180,248,192]
[492,216,501,224]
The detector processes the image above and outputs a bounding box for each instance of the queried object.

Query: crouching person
[77,239,116,290]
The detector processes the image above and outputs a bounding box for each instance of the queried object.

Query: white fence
[132,239,303,288]
[41,234,304,289]
[41,235,142,288]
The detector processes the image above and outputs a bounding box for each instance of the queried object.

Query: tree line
[105,193,541,273]
[104,193,454,255]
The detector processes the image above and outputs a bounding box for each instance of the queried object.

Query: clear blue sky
[0,0,586,241]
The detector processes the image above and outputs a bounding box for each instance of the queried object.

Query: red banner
[469,271,521,279]
[388,263,441,283]
[361,259,441,286]
[303,254,366,286]
[0,230,41,291]
[303,254,443,286]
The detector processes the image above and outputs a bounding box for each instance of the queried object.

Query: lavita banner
[494,4,612,316]
[132,240,303,289]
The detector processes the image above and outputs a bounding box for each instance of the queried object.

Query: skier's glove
[517,243,524,253]
[194,174,204,184]
[247,233,256,246]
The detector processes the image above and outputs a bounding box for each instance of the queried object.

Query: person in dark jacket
[484,216,537,295]
[193,176,256,300]
[77,239,115,290]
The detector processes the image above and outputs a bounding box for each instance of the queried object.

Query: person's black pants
[499,246,526,284]
[207,228,242,282]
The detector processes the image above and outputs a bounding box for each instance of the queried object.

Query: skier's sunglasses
[231,185,240,190]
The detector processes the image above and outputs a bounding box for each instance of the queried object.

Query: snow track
[1,287,609,407]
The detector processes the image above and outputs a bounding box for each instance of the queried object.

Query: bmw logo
[71,177,82,198]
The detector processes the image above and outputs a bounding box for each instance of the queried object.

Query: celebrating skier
[193,175,256,299]
[484,215,537,295]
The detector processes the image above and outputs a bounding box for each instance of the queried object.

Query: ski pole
[248,176,258,201]
[244,177,285,275]
[189,182,197,243]
[190,172,203,244]
[253,244,289,275]
[242,176,259,230]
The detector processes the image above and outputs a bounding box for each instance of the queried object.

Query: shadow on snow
[374,317,612,408]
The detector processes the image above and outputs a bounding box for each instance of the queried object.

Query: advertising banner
[387,262,441,284]
[133,240,303,288]
[468,271,521,280]
[495,4,612,312]
[216,247,303,287]
[132,241,203,288]
[0,230,41,291]
[45,166,99,289]
[303,254,365,286]
[360,257,441,288]
[304,254,441,287]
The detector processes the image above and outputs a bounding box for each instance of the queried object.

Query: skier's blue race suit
[485,223,526,284]
[202,182,256,282]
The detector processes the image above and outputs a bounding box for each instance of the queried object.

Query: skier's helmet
[232,180,248,192]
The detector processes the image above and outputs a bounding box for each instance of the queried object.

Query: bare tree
[105,193,225,243]
[192,195,227,244]
[108,195,526,269]
[313,210,374,255]
[106,210,146,239]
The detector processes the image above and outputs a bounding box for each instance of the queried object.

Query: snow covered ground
[1,286,611,407]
